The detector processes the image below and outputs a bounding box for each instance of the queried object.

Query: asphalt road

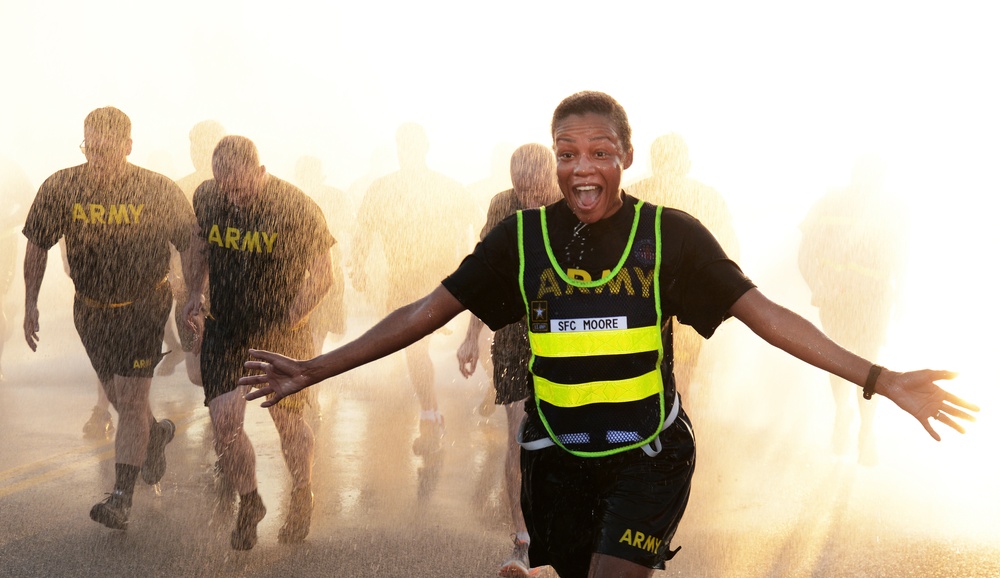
[2,295,998,577]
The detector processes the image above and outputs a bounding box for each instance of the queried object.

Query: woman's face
[553,112,633,224]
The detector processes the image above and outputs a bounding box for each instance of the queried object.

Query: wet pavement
[2,282,999,577]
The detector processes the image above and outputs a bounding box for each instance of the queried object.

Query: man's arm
[242,284,466,406]
[181,223,210,349]
[287,247,334,329]
[729,288,978,440]
[23,241,48,352]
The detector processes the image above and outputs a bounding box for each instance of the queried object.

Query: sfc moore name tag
[551,316,627,333]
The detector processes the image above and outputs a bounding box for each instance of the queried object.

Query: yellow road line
[0,409,205,498]
[0,447,116,499]
[0,442,114,483]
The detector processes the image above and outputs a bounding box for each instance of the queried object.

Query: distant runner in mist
[22,107,193,532]
[798,155,908,466]
[165,120,226,384]
[349,122,478,456]
[456,142,561,578]
[0,158,34,383]
[182,135,334,550]
[628,133,740,406]
[467,141,517,213]
[240,92,978,578]
[294,155,348,352]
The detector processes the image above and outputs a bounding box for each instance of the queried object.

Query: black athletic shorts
[491,322,532,405]
[200,317,314,411]
[521,412,696,578]
[73,280,172,383]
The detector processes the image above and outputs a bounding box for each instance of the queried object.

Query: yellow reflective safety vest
[517,201,675,457]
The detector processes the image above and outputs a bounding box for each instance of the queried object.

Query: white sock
[419,409,442,423]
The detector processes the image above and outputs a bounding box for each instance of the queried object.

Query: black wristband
[864,364,884,400]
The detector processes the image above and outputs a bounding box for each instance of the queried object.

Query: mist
[1,1,998,576]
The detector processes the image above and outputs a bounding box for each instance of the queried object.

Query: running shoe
[141,419,176,485]
[82,406,115,441]
[498,535,540,577]
[89,490,130,530]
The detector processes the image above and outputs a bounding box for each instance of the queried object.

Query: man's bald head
[212,135,265,201]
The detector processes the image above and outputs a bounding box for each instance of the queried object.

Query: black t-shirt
[443,192,755,440]
[194,175,334,333]
[443,193,754,338]
[23,163,194,302]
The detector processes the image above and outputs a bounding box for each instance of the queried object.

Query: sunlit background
[2,0,998,570]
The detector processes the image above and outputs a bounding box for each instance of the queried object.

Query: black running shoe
[82,406,115,441]
[278,485,314,544]
[231,492,267,550]
[89,490,130,530]
[141,419,176,485]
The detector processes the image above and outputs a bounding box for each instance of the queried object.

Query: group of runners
[12,92,979,578]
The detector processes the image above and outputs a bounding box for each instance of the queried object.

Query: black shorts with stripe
[521,411,696,577]
[72,281,172,383]
[200,317,314,411]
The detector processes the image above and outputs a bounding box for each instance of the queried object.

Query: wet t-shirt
[442,192,756,441]
[194,175,334,333]
[23,163,194,302]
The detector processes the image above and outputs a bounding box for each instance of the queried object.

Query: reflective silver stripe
[640,390,680,457]
[518,391,681,453]
[518,430,559,451]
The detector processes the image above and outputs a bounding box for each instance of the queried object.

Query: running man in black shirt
[183,135,334,550]
[23,107,194,531]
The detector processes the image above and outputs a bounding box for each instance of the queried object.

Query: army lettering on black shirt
[442,193,756,442]
[194,175,334,333]
[443,193,755,339]
[22,163,195,303]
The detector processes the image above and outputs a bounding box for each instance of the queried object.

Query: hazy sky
[2,1,997,338]
[1,1,995,190]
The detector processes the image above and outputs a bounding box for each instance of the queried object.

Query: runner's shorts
[491,324,532,405]
[200,317,314,411]
[73,281,172,383]
[521,411,696,578]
